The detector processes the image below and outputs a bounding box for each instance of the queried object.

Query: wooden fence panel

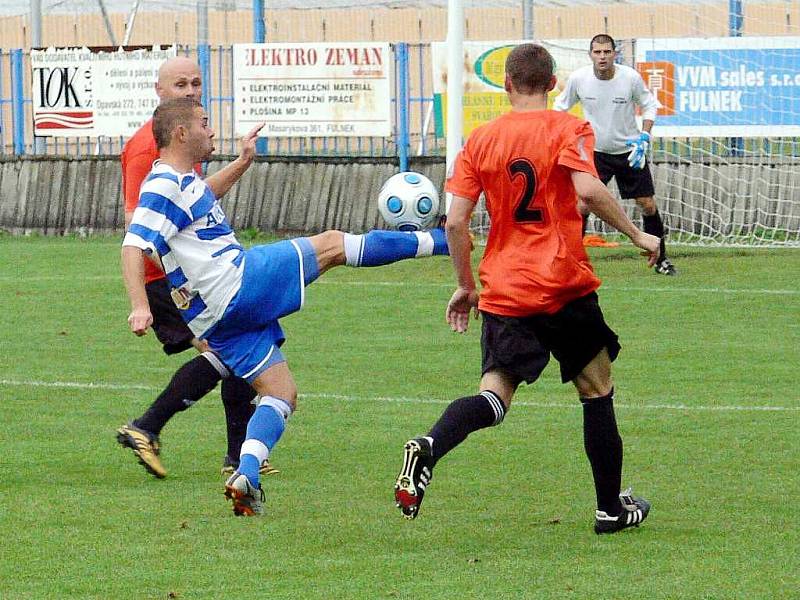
[0,156,797,241]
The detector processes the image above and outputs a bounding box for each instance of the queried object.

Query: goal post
[444,0,465,215]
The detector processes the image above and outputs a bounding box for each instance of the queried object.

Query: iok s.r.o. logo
[31,64,94,132]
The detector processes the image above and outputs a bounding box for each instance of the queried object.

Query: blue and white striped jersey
[122,161,244,337]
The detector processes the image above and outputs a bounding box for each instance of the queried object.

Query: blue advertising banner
[635,37,800,137]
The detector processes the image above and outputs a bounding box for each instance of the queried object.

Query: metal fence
[0,43,445,161]
[2,42,799,160]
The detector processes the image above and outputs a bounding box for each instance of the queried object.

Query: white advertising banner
[30,46,176,137]
[233,42,392,137]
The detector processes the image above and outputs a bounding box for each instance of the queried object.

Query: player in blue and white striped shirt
[122,97,449,516]
[125,160,246,339]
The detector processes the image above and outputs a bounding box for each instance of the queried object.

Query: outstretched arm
[552,75,578,112]
[121,245,153,336]
[445,195,480,333]
[205,123,265,198]
[570,170,660,265]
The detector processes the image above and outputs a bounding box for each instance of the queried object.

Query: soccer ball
[377,171,440,231]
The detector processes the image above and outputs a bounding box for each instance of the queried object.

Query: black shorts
[145,278,195,355]
[480,292,621,385]
[594,151,655,199]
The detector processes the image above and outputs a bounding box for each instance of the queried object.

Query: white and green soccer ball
[377,171,440,231]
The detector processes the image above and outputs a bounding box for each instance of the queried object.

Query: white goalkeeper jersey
[122,161,244,337]
[553,63,659,155]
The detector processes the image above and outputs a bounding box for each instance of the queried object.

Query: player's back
[458,109,601,316]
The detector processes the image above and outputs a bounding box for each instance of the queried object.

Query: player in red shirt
[116,57,275,479]
[394,43,660,534]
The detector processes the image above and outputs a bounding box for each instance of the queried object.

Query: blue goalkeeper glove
[626,131,651,170]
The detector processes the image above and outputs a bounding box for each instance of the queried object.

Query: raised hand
[239,122,265,163]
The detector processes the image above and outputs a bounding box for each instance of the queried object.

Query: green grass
[0,237,798,599]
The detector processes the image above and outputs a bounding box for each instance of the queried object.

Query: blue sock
[429,228,449,255]
[343,229,448,267]
[238,396,292,485]
[238,453,263,485]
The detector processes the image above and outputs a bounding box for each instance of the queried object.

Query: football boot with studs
[224,471,265,517]
[394,437,434,520]
[594,488,651,534]
[116,422,166,479]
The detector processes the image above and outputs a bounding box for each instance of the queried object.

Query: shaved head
[155,56,203,102]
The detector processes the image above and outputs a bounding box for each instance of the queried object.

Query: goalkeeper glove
[626,131,651,170]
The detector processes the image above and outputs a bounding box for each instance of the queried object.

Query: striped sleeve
[122,173,191,257]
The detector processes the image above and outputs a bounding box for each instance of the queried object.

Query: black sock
[221,377,256,460]
[582,215,588,237]
[642,211,667,261]
[581,390,624,515]
[427,391,506,463]
[134,354,223,435]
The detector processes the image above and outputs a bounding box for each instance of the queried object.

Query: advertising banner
[233,42,392,137]
[635,37,800,137]
[30,46,175,137]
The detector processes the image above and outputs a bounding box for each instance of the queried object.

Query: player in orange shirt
[116,57,275,479]
[394,43,660,534]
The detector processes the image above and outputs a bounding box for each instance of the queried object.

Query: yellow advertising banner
[432,40,587,138]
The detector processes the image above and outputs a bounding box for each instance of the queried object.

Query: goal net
[602,34,800,247]
[538,33,800,248]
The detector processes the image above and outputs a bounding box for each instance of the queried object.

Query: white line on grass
[0,379,155,391]
[607,286,799,296]
[317,281,800,296]
[2,274,796,296]
[0,275,120,282]
[1,379,797,412]
[326,281,799,296]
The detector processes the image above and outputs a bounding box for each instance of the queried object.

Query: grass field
[0,236,798,600]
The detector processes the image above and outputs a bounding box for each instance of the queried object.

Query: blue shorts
[204,238,320,383]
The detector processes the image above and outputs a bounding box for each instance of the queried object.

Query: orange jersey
[121,119,163,283]
[121,119,201,283]
[446,110,601,316]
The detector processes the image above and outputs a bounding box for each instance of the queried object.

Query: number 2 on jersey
[509,158,544,223]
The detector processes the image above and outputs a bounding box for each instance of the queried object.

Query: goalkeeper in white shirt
[554,34,676,275]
